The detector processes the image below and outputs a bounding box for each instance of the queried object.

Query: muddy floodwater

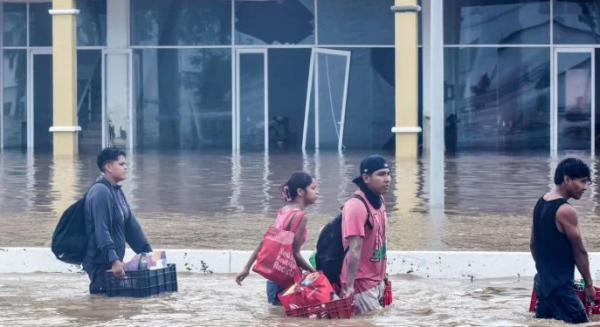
[1,151,600,326]
[2,151,600,252]
[2,273,595,327]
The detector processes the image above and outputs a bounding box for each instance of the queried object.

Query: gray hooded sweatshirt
[83,175,152,279]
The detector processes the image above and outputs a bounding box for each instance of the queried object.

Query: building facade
[1,0,598,156]
[1,0,401,154]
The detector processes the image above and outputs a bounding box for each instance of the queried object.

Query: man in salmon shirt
[340,155,390,314]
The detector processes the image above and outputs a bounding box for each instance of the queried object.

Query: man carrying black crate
[83,147,153,294]
[530,158,594,324]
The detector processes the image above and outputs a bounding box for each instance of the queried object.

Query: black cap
[352,155,389,185]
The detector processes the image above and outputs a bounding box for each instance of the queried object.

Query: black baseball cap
[352,155,389,185]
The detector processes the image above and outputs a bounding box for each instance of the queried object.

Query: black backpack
[315,194,372,285]
[51,179,109,265]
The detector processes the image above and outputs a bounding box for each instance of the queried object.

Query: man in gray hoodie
[83,147,153,294]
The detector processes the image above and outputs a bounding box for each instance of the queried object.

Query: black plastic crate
[104,264,178,298]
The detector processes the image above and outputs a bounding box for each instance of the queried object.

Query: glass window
[76,0,107,46]
[3,3,27,47]
[235,0,314,45]
[2,50,27,149]
[444,0,550,45]
[554,0,600,44]
[29,2,53,47]
[131,0,232,46]
[134,49,232,150]
[318,0,394,45]
[443,47,550,151]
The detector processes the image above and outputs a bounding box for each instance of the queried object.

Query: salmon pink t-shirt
[274,207,308,246]
[340,191,387,293]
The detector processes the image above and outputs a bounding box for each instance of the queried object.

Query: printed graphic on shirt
[369,213,386,262]
[370,242,387,262]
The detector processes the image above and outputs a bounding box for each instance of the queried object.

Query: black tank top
[533,197,575,296]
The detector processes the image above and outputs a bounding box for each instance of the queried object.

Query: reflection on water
[1,150,600,251]
[0,273,597,327]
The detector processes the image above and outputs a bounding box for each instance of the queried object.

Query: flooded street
[1,151,600,326]
[1,150,600,251]
[1,273,592,327]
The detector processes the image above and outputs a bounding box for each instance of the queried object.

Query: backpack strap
[350,194,373,230]
[339,195,373,260]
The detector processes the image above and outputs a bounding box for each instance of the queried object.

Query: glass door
[552,48,595,156]
[77,50,103,153]
[234,49,268,153]
[302,48,351,153]
[28,49,53,152]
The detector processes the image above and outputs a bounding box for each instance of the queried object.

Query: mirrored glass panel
[444,0,550,45]
[318,0,394,45]
[2,3,26,47]
[444,47,551,151]
[134,49,232,150]
[131,0,232,46]
[2,50,27,149]
[554,0,600,44]
[235,0,314,45]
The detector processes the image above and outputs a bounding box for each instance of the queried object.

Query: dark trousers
[536,283,588,324]
[85,264,109,295]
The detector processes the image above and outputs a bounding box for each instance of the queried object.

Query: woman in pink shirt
[235,172,319,305]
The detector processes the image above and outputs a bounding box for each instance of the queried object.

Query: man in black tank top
[530,158,593,324]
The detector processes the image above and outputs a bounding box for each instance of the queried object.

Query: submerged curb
[1,247,599,280]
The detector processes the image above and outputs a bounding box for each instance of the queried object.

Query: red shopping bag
[252,212,304,288]
[278,271,335,310]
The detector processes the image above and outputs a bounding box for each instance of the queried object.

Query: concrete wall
[4,247,600,280]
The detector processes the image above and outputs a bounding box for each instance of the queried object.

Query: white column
[421,1,430,154]
[423,0,444,207]
[106,0,135,201]
[105,0,131,149]
[0,3,3,150]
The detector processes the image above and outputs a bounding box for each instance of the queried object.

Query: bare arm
[557,205,592,287]
[235,240,263,286]
[245,240,263,270]
[344,235,363,295]
[292,216,315,272]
